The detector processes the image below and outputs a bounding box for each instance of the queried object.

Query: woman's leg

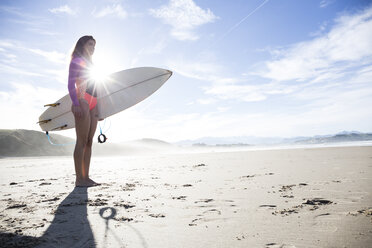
[73,100,91,186]
[83,106,99,183]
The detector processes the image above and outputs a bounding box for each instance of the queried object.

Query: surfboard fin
[37,119,52,124]
[44,103,60,107]
[51,124,68,131]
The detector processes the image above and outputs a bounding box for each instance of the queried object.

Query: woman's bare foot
[87,178,101,186]
[75,178,99,187]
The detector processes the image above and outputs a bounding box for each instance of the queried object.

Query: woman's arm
[68,57,84,106]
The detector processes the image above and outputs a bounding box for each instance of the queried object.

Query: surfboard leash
[98,126,107,143]
[98,119,109,144]
[45,131,76,146]
[44,119,110,145]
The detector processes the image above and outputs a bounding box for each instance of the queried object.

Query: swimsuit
[68,57,97,110]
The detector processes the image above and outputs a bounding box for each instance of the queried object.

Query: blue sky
[0,0,372,142]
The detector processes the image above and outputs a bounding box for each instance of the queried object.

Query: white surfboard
[38,67,172,132]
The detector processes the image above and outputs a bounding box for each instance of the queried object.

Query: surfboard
[38,67,172,132]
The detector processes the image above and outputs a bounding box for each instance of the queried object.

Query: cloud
[0,63,44,77]
[25,28,61,36]
[1,5,53,33]
[256,6,372,83]
[106,80,372,141]
[168,59,294,103]
[149,0,218,40]
[130,39,168,67]
[0,83,66,131]
[204,80,299,102]
[92,4,127,19]
[0,40,16,48]
[168,5,372,106]
[0,39,67,82]
[350,65,372,84]
[0,39,67,64]
[28,48,66,64]
[49,5,76,15]
[196,98,216,105]
[4,81,368,142]
[0,5,26,17]
[204,84,266,102]
[106,109,237,142]
[168,57,244,86]
[319,0,333,8]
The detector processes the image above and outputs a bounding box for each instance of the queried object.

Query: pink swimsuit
[68,57,97,110]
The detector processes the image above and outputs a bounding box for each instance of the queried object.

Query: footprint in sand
[172,196,187,200]
[272,198,334,216]
[149,213,165,218]
[6,204,27,209]
[259,205,277,208]
[276,183,308,198]
[203,209,221,215]
[39,182,51,186]
[189,218,202,226]
[189,204,223,227]
[41,197,60,203]
[193,163,207,168]
[195,199,214,204]
[311,216,339,233]
[303,198,333,205]
[121,183,136,191]
[241,174,257,179]
[114,216,134,222]
[265,243,296,248]
[348,208,372,217]
[113,202,135,209]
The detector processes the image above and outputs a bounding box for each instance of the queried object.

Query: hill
[0,129,74,157]
[177,131,372,146]
[296,132,372,144]
[1,129,371,157]
[0,129,175,157]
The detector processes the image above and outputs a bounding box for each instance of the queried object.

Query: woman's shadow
[1,186,147,248]
[0,187,95,248]
[36,187,95,248]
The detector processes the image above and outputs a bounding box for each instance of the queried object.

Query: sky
[0,0,372,143]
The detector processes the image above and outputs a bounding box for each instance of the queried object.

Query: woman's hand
[94,113,104,121]
[71,105,83,118]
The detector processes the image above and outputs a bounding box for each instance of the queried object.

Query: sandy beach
[0,146,371,247]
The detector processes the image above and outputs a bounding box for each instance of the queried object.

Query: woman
[68,35,100,187]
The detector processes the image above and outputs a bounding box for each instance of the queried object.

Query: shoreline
[1,141,371,159]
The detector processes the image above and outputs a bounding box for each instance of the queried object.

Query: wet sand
[0,146,371,247]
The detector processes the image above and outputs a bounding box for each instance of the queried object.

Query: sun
[89,64,110,83]
[89,52,116,83]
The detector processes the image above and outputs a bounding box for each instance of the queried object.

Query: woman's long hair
[71,35,95,62]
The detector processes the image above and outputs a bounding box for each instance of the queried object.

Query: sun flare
[89,65,110,83]
[89,51,117,83]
